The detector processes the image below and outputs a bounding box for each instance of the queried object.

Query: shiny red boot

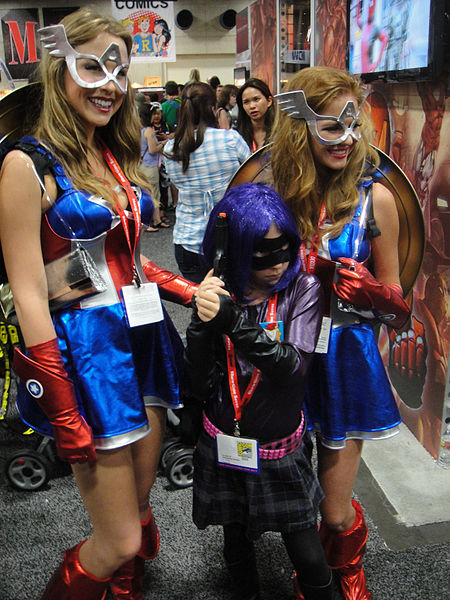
[40,541,110,600]
[109,506,159,599]
[109,556,145,600]
[138,506,160,560]
[319,500,372,600]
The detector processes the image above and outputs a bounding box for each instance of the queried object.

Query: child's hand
[195,269,229,322]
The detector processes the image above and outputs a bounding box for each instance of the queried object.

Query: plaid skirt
[192,429,324,541]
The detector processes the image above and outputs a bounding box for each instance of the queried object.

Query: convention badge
[315,316,332,354]
[121,282,163,327]
[260,320,284,342]
[216,433,260,473]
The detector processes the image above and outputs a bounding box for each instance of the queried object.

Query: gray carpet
[1,211,448,600]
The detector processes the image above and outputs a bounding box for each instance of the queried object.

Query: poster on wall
[314,0,347,69]
[0,8,39,81]
[250,0,276,93]
[111,1,176,62]
[368,79,450,461]
[236,7,251,68]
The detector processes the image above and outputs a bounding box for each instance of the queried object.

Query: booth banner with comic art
[111,1,175,62]
[0,7,78,83]
[0,8,40,81]
[368,79,450,461]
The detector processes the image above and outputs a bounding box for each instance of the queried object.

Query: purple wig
[202,183,301,303]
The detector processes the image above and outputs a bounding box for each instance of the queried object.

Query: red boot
[319,500,372,600]
[109,507,159,599]
[109,556,145,600]
[40,541,109,600]
[138,506,160,560]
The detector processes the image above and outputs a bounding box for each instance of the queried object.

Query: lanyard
[225,293,278,436]
[98,139,142,285]
[299,202,327,275]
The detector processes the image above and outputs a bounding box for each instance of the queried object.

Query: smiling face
[309,93,361,171]
[63,31,128,134]
[242,86,273,124]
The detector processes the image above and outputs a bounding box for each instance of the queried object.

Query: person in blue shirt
[164,82,250,284]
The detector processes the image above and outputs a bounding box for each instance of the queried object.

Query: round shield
[0,82,42,148]
[228,144,425,297]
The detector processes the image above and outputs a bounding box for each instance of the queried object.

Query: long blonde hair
[34,8,150,203]
[270,66,378,241]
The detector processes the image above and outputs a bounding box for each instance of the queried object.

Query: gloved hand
[333,257,410,329]
[14,338,97,466]
[142,260,198,307]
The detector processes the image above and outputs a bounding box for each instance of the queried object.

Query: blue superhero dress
[16,137,184,449]
[304,181,401,449]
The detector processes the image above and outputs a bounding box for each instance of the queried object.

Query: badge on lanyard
[216,433,260,473]
[97,140,163,327]
[219,294,279,473]
[121,282,163,327]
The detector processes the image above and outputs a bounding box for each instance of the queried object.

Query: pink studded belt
[202,411,305,460]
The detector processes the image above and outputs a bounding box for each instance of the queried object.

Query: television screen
[348,0,432,78]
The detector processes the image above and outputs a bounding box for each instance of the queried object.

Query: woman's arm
[144,127,165,156]
[371,182,401,286]
[333,183,410,328]
[0,151,54,345]
[0,150,96,465]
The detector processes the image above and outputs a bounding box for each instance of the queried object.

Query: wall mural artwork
[369,78,450,460]
[314,0,347,70]
[250,0,277,93]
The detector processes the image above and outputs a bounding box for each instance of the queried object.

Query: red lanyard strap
[299,202,327,275]
[98,139,142,285]
[225,293,278,435]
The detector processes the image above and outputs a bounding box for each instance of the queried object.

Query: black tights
[282,527,330,587]
[223,523,330,587]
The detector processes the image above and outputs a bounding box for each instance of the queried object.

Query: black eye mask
[252,234,291,271]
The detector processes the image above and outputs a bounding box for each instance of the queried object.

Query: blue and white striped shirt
[164,127,250,253]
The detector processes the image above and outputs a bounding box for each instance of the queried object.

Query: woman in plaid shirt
[164,83,250,284]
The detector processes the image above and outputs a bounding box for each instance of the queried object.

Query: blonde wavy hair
[270,66,378,241]
[34,8,150,204]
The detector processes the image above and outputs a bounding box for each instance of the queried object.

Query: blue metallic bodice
[320,182,372,263]
[20,136,154,241]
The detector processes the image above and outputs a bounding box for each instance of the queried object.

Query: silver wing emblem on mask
[38,24,75,58]
[274,90,311,120]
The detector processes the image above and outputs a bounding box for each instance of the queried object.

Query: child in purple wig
[184,182,335,599]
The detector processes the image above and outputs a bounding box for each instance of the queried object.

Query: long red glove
[142,260,198,307]
[333,257,410,329]
[13,338,96,466]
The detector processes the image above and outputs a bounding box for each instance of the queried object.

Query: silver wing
[274,90,310,120]
[38,24,75,58]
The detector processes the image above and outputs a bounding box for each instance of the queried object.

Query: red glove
[13,338,96,466]
[333,257,410,329]
[142,260,198,307]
